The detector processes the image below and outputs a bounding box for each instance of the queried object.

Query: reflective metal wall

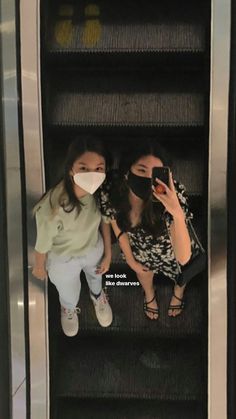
[0,17,11,419]
[0,0,27,417]
[208,0,230,417]
[20,0,49,418]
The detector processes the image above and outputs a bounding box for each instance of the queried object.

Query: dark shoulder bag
[166,218,207,287]
[177,219,207,286]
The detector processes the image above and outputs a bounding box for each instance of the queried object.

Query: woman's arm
[97,220,112,274]
[33,199,59,278]
[32,251,48,280]
[110,219,149,274]
[152,173,191,266]
[169,211,191,265]
[100,220,112,259]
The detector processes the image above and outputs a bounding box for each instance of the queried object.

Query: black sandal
[143,295,159,320]
[168,294,185,316]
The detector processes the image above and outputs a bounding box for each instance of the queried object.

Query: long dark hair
[34,137,110,216]
[111,140,171,236]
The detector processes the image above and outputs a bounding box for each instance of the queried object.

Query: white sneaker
[90,289,113,327]
[61,307,80,337]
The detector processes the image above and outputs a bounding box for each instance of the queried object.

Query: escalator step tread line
[56,399,205,419]
[55,336,203,401]
[49,275,204,338]
[49,72,204,127]
[47,0,206,54]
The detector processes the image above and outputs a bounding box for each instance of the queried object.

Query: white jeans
[47,234,104,309]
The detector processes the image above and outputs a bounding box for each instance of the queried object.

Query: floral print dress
[100,180,199,282]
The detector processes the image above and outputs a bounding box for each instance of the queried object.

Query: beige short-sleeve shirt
[35,182,108,256]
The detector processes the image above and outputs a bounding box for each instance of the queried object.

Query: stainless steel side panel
[0,0,27,417]
[209,1,230,418]
[20,0,49,418]
[0,0,26,419]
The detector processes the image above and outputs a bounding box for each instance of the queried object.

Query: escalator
[41,1,210,417]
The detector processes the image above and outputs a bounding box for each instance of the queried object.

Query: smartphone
[152,166,170,201]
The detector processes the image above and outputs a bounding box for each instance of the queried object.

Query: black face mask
[127,171,152,200]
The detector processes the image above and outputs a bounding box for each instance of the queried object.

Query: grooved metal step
[49,71,204,127]
[49,277,205,338]
[56,399,205,419]
[46,0,206,54]
[55,336,203,401]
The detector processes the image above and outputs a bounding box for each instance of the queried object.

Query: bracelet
[117,231,125,240]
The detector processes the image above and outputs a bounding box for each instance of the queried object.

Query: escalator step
[49,277,204,339]
[47,0,206,54]
[56,399,205,419]
[49,71,204,127]
[45,138,205,196]
[55,336,203,401]
[169,147,205,196]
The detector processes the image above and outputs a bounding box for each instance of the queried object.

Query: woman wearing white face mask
[32,138,113,337]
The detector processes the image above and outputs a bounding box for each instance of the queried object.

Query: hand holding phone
[152,166,170,201]
[152,169,185,219]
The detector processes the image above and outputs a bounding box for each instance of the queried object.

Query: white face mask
[73,172,106,194]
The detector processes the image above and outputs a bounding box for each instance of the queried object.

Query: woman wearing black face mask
[100,140,195,320]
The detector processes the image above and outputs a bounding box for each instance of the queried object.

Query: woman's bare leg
[168,283,186,317]
[137,271,158,319]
